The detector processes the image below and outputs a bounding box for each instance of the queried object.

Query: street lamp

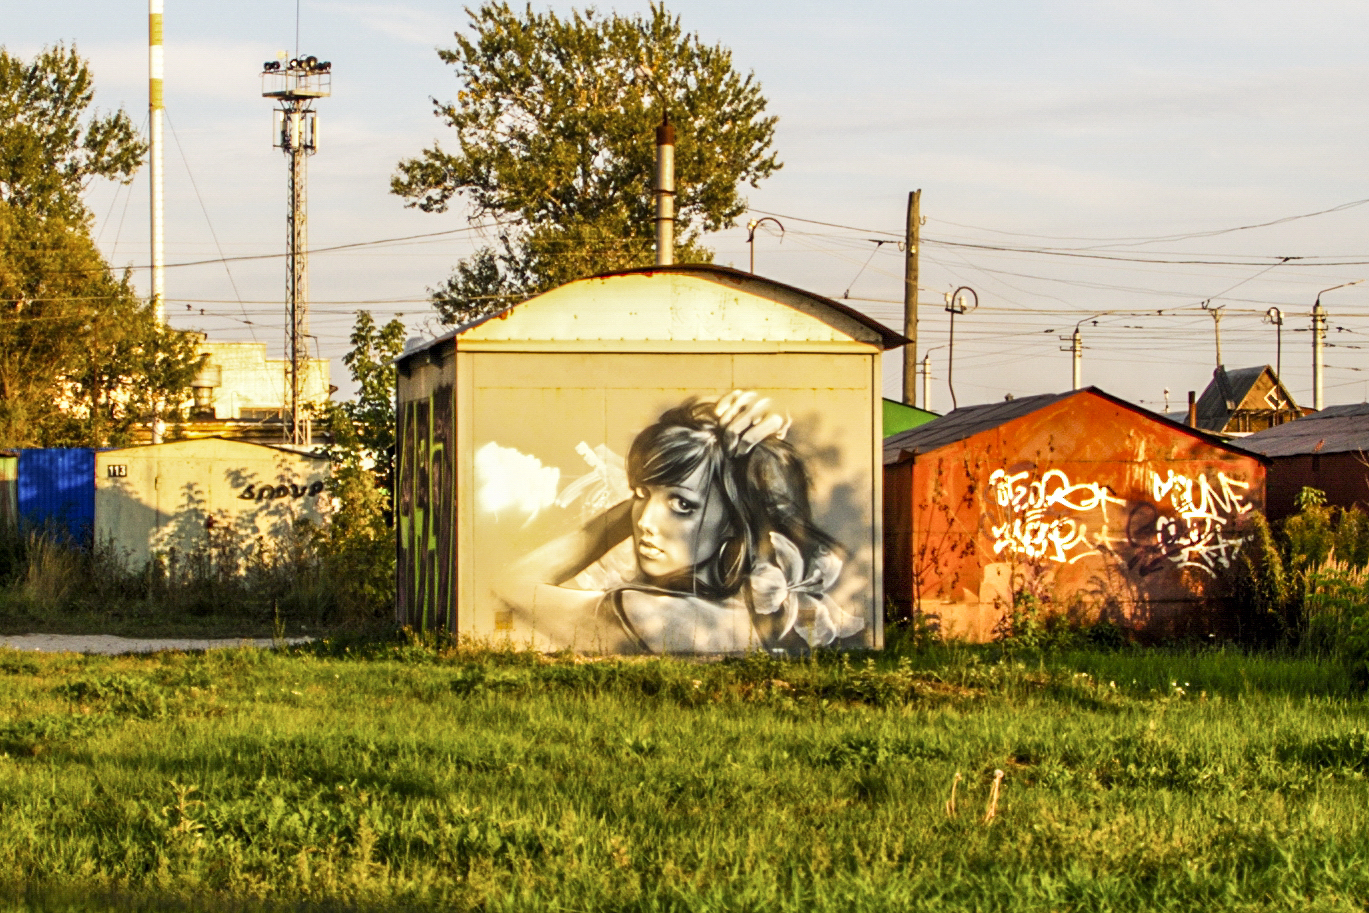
[1313,279,1364,410]
[746,217,784,274]
[916,344,947,413]
[944,286,977,411]
[1060,315,1101,391]
[1263,306,1283,381]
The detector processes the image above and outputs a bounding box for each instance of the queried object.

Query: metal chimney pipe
[654,115,675,266]
[1186,390,1197,428]
[148,0,165,326]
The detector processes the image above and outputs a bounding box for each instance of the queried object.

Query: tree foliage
[392,2,780,324]
[0,46,197,447]
[326,311,408,476]
[310,311,408,626]
[0,44,145,221]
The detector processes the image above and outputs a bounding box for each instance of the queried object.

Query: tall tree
[0,44,145,221]
[392,2,780,325]
[0,45,196,447]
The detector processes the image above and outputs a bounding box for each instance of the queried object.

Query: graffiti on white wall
[988,468,1126,563]
[988,466,1253,578]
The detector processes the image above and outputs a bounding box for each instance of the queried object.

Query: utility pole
[1212,307,1224,367]
[1265,307,1284,380]
[147,0,166,445]
[263,53,330,446]
[902,189,921,406]
[1071,327,1082,390]
[944,287,977,411]
[1312,280,1365,411]
[746,217,783,274]
[1313,298,1326,411]
[921,352,932,413]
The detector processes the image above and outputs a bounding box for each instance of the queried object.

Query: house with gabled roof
[1186,365,1300,437]
[884,387,1266,641]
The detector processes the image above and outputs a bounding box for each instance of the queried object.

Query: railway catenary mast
[261,54,330,445]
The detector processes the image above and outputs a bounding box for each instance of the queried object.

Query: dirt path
[0,634,312,655]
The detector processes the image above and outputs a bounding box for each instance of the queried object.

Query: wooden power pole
[902,189,921,406]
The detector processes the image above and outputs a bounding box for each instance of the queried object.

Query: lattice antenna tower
[262,53,330,445]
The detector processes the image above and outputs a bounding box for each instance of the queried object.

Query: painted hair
[626,399,838,598]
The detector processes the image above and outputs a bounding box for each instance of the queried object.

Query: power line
[165,112,257,343]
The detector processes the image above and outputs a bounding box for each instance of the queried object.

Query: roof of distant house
[1239,403,1369,458]
[1194,365,1295,432]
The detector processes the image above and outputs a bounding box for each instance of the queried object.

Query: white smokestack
[149,0,165,325]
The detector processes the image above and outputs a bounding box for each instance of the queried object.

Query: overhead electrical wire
[166,112,258,343]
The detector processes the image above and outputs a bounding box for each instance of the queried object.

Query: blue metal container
[18,449,95,543]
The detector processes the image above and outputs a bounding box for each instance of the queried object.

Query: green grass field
[0,637,1367,912]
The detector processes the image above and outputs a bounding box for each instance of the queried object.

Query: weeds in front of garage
[0,522,393,638]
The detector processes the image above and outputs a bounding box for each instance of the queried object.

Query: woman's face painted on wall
[631,461,728,583]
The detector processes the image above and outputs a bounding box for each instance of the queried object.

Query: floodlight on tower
[261,54,330,446]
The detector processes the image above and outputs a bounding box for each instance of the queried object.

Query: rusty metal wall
[1265,453,1369,521]
[886,394,1266,641]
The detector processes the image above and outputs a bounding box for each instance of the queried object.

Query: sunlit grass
[0,638,1365,911]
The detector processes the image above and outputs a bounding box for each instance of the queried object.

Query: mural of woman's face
[631,461,728,583]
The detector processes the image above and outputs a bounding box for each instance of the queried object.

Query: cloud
[329,3,455,48]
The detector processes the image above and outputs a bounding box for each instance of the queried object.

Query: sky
[9,1,1369,412]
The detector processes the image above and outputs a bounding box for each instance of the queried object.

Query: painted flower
[749,531,863,647]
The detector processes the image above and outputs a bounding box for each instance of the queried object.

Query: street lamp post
[746,217,784,274]
[1313,280,1364,411]
[944,286,977,411]
[1264,307,1283,381]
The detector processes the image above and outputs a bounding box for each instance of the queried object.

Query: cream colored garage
[394,264,908,654]
[95,438,330,570]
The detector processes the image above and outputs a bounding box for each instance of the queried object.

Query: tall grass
[0,640,1366,911]
[0,517,391,637]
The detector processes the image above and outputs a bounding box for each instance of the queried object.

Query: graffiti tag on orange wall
[987,466,1253,579]
[987,468,1126,563]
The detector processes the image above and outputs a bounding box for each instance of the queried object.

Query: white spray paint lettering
[988,468,1125,563]
[1146,470,1251,576]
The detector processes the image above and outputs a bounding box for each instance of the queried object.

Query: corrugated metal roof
[1239,403,1369,457]
[606,265,910,349]
[883,386,1259,465]
[882,391,1073,463]
[397,264,909,362]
